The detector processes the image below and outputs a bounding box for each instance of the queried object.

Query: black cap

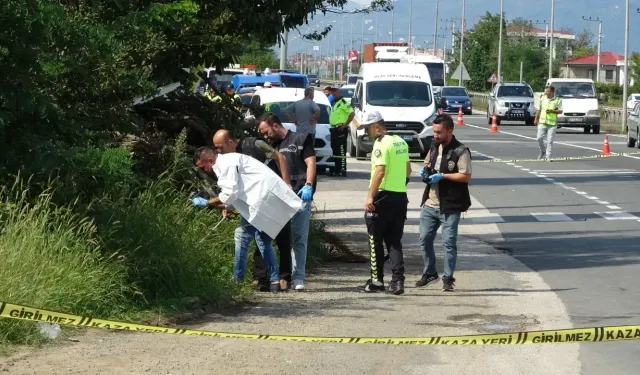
[224,83,234,90]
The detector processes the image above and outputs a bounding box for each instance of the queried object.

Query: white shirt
[213,153,303,239]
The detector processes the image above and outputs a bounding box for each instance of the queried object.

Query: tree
[567,28,596,59]
[237,42,280,70]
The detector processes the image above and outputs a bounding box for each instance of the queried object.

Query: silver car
[487,83,536,126]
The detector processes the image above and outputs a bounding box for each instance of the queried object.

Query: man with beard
[415,113,472,292]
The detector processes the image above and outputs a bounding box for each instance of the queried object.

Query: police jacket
[420,135,472,214]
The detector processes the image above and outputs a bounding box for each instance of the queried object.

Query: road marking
[607,205,622,210]
[464,123,640,160]
[594,211,640,220]
[544,177,555,181]
[575,191,588,195]
[531,212,573,222]
[596,200,610,205]
[586,196,599,200]
[467,213,505,223]
[522,168,531,171]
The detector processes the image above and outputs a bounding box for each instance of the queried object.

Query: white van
[348,62,442,158]
[545,78,601,134]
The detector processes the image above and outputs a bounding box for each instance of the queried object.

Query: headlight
[497,100,507,107]
[424,112,438,126]
[587,110,598,116]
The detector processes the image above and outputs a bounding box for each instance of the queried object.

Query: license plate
[401,135,413,141]
[568,117,583,122]
[511,109,524,114]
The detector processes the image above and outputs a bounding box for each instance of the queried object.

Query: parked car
[439,86,472,115]
[626,93,640,114]
[307,74,320,87]
[245,88,334,174]
[487,82,536,125]
[626,102,640,149]
[546,78,601,134]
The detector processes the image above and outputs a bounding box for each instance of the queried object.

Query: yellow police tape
[2,301,640,345]
[321,150,640,164]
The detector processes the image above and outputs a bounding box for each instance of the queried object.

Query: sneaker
[360,279,385,293]
[387,280,405,295]
[415,273,440,288]
[293,281,305,291]
[442,276,456,292]
[270,282,281,294]
[280,279,290,291]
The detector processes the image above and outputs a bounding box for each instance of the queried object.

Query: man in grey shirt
[284,87,320,135]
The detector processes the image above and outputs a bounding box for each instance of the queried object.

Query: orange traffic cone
[601,135,611,155]
[439,108,444,115]
[457,107,464,126]
[489,112,499,133]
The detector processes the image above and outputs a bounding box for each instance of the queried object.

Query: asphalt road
[455,114,640,374]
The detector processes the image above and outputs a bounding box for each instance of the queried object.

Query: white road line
[467,213,506,224]
[535,171,638,175]
[544,177,555,181]
[464,123,640,160]
[522,168,531,171]
[607,205,622,210]
[534,169,636,172]
[597,200,610,205]
[575,191,588,195]
[531,212,574,222]
[594,211,640,220]
[586,196,599,200]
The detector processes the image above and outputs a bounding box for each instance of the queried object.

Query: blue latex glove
[428,173,444,185]
[298,185,313,201]
[190,197,208,207]
[420,168,428,179]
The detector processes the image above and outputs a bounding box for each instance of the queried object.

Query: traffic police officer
[211,84,242,112]
[534,85,563,160]
[329,86,354,177]
[359,110,411,295]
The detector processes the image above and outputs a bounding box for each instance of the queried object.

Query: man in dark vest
[258,112,317,291]
[213,129,293,291]
[415,114,472,292]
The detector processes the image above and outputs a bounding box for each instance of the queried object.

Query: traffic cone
[457,107,464,126]
[439,108,444,115]
[489,112,499,133]
[601,135,611,155]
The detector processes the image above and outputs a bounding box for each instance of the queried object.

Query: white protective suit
[213,152,303,239]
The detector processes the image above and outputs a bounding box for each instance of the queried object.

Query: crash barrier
[2,302,640,345]
[321,150,640,164]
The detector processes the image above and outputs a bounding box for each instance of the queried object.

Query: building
[560,52,628,84]
[506,25,575,60]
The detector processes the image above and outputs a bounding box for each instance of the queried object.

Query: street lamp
[433,0,440,55]
[582,16,602,83]
[548,0,555,79]
[409,0,413,48]
[497,0,504,85]
[458,0,466,86]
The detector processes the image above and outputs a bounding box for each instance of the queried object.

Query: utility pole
[433,0,439,54]
[520,61,524,82]
[548,0,555,79]
[497,0,504,85]
[621,0,630,133]
[409,0,413,48]
[458,0,466,86]
[391,3,395,42]
[279,29,288,70]
[582,16,602,82]
[375,13,378,43]
[361,14,365,66]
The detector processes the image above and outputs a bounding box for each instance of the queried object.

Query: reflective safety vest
[539,96,562,126]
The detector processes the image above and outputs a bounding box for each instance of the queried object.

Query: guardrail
[469,92,626,124]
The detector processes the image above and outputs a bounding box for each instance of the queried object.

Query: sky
[280,0,640,59]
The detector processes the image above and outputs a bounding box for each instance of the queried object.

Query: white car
[626,93,640,113]
[340,84,356,105]
[245,88,334,174]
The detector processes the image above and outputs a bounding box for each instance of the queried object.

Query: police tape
[319,150,640,164]
[2,301,640,345]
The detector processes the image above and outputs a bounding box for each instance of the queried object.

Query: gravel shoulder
[0,159,581,375]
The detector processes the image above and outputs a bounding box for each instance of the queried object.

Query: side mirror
[437,97,447,109]
[351,98,361,109]
[597,98,603,104]
[468,93,474,98]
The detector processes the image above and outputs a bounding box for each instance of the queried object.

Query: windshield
[366,81,432,107]
[551,82,596,98]
[347,76,358,84]
[240,95,253,104]
[264,101,331,124]
[424,63,445,87]
[341,87,355,98]
[441,87,468,97]
[634,95,640,101]
[279,75,306,88]
[497,85,533,97]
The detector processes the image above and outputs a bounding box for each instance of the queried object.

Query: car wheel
[487,111,492,125]
[317,166,326,174]
[583,126,590,134]
[636,128,640,149]
[356,140,367,159]
[592,125,600,135]
[627,128,637,147]
[347,134,356,157]
[525,119,534,126]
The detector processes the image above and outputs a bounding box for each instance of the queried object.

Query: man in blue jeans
[416,114,472,291]
[258,112,316,291]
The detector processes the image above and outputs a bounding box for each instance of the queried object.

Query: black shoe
[340,172,347,177]
[387,280,405,295]
[270,282,281,294]
[252,280,269,292]
[415,273,440,288]
[442,276,456,291]
[359,279,385,293]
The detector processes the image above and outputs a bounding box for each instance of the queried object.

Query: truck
[363,43,409,63]
[400,55,446,95]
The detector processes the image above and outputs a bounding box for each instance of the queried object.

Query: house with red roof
[560,52,629,85]
[506,25,575,59]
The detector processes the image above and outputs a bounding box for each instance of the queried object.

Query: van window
[264,101,331,123]
[551,82,596,98]
[347,75,358,84]
[441,87,468,96]
[366,81,432,107]
[279,75,306,88]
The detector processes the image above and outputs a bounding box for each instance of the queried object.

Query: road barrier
[321,150,640,164]
[2,301,640,345]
